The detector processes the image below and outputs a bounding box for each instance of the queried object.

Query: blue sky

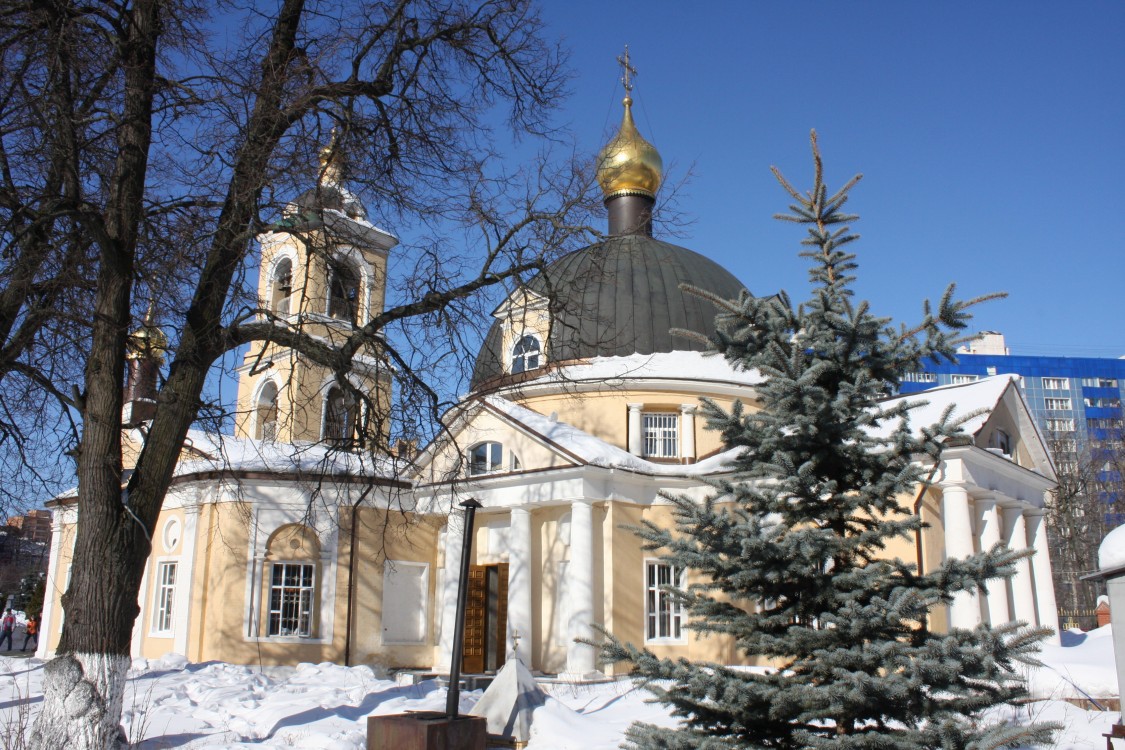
[534,1,1125,357]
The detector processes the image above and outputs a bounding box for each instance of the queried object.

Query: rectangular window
[950,374,978,385]
[643,413,679,458]
[902,372,936,383]
[645,560,684,642]
[382,562,429,644]
[1050,438,1077,454]
[988,429,1012,456]
[1042,377,1070,390]
[1046,418,1075,432]
[1082,378,1119,388]
[152,561,177,634]
[1045,397,1072,411]
[268,563,315,637]
[1085,397,1122,408]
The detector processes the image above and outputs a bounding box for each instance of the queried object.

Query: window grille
[645,561,683,641]
[268,563,315,637]
[153,561,176,633]
[643,413,679,458]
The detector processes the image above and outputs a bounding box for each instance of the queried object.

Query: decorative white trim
[240,498,339,645]
[642,557,687,645]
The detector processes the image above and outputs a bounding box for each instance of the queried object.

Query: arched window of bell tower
[323,385,355,445]
[327,261,360,324]
[271,259,293,315]
[256,380,279,440]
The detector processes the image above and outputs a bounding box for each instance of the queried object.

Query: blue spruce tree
[600,132,1056,749]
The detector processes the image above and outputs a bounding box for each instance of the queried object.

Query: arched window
[263,525,320,638]
[468,441,503,476]
[271,259,293,315]
[328,262,360,323]
[511,335,541,374]
[323,386,355,445]
[256,381,279,440]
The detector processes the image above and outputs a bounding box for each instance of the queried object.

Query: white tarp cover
[468,658,557,742]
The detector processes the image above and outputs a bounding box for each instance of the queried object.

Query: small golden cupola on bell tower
[596,46,664,236]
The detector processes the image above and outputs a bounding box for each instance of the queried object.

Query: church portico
[937,443,1056,631]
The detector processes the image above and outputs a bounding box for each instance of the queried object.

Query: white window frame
[1045,397,1072,411]
[644,559,686,644]
[267,561,317,638]
[468,441,504,476]
[642,413,679,458]
[150,559,177,637]
[1042,377,1070,390]
[510,334,543,374]
[1046,418,1075,433]
[950,374,978,385]
[903,372,936,383]
[381,561,430,645]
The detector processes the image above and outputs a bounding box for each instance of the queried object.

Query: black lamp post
[445,497,481,719]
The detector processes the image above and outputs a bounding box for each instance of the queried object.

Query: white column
[975,496,1011,625]
[1003,507,1039,627]
[565,500,599,677]
[680,405,696,461]
[627,404,643,456]
[941,484,981,629]
[1024,509,1059,636]
[36,514,66,659]
[506,508,533,666]
[435,516,464,671]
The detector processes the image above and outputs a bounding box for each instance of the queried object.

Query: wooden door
[490,563,509,671]
[461,563,510,673]
[462,565,488,673]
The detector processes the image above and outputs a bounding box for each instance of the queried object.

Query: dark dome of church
[470,234,746,390]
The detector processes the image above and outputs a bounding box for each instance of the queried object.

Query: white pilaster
[1024,509,1059,636]
[627,404,643,456]
[36,513,66,659]
[173,506,202,656]
[1003,506,1039,627]
[506,508,533,666]
[976,496,1011,625]
[435,516,464,672]
[942,483,981,629]
[680,404,696,461]
[565,500,598,677]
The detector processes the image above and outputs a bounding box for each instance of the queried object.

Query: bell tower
[234,133,399,447]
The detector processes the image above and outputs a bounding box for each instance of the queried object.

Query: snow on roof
[483,375,1020,479]
[868,374,1017,441]
[483,395,741,477]
[172,429,400,479]
[539,351,764,387]
[1098,524,1125,571]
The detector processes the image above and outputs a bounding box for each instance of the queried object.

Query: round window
[162,518,182,552]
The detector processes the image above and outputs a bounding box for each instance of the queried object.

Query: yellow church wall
[420,410,577,483]
[513,389,749,460]
[337,506,440,669]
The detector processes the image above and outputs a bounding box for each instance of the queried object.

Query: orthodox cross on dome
[617,45,637,96]
[319,126,344,185]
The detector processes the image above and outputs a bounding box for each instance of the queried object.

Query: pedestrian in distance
[0,609,15,651]
[22,613,39,651]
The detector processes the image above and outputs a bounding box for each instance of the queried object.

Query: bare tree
[1045,416,1125,629]
[0,1,595,747]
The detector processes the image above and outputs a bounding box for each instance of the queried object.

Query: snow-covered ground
[0,629,1119,749]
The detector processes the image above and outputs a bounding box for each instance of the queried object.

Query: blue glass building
[902,333,1125,627]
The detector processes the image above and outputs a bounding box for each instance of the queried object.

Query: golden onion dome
[127,306,168,361]
[596,95,663,200]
